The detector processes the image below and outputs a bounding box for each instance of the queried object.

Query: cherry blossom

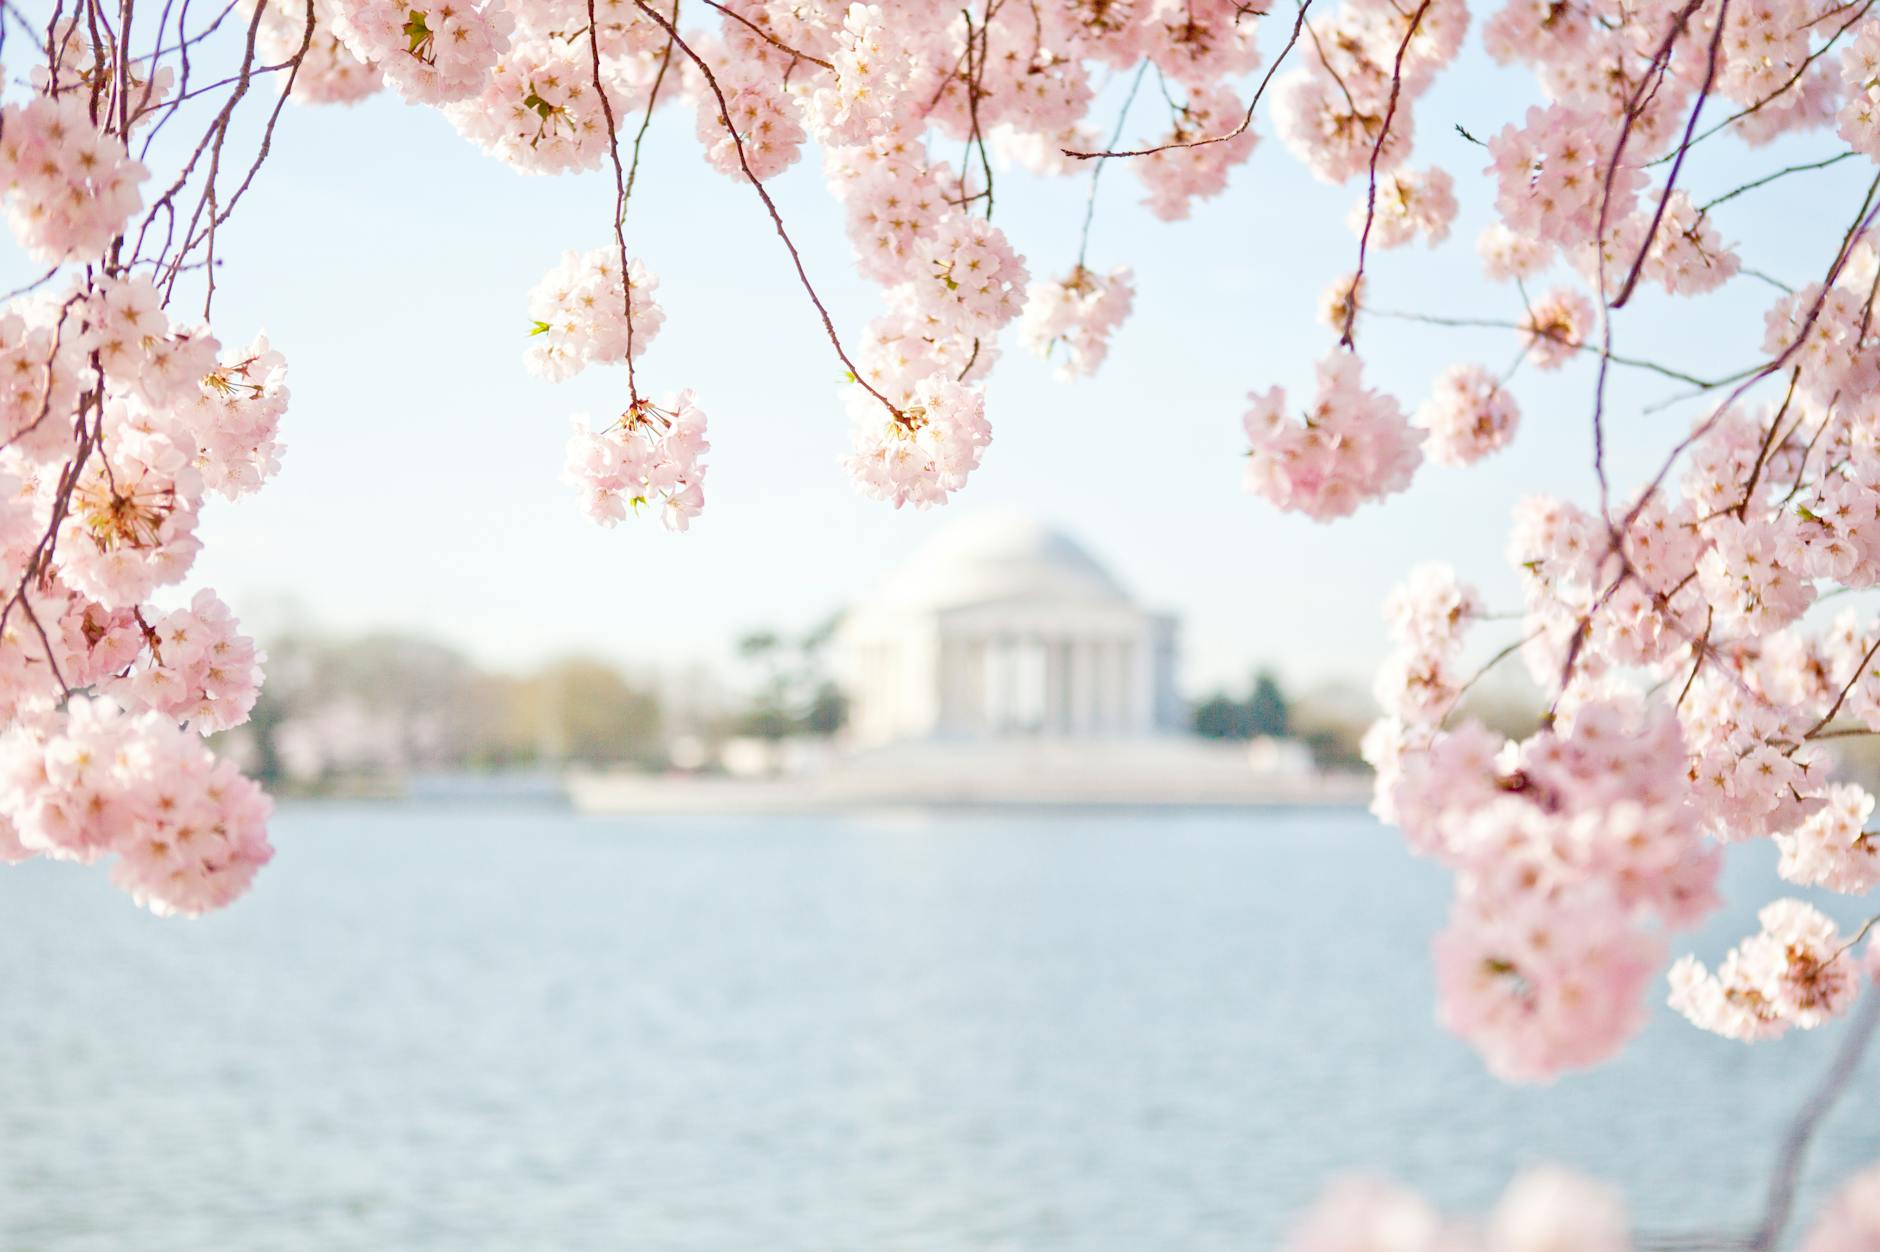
[0,90,148,265]
[0,698,273,916]
[1777,784,1880,894]
[693,63,805,181]
[327,0,513,105]
[109,590,264,733]
[1519,287,1592,370]
[1019,266,1135,380]
[1350,167,1458,249]
[909,215,1030,343]
[525,246,665,381]
[1243,354,1423,522]
[447,36,612,173]
[1283,1165,1630,1252]
[1417,365,1520,467]
[1477,223,1553,283]
[1135,84,1259,220]
[564,392,710,531]
[844,377,991,509]
[1669,901,1866,1041]
[245,0,384,104]
[180,336,291,499]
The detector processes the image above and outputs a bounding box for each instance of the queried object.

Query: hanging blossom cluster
[1243,353,1423,522]
[246,0,1298,519]
[0,26,291,915]
[842,377,991,509]
[1133,0,1880,1089]
[1363,389,1880,1077]
[1415,365,1519,467]
[0,699,272,917]
[1355,333,1880,1075]
[564,391,710,530]
[1018,266,1136,381]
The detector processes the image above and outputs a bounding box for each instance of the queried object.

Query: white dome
[874,512,1131,611]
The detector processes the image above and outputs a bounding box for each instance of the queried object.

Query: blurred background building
[216,513,1497,801]
[838,514,1182,746]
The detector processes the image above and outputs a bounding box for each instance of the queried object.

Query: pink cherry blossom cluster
[1577,189,1740,296]
[1135,85,1260,221]
[1243,354,1423,522]
[1415,364,1519,467]
[1518,287,1593,371]
[1019,266,1136,380]
[1274,0,1466,184]
[692,61,804,181]
[0,40,298,916]
[1372,562,1481,727]
[1778,784,1880,895]
[1365,356,1880,1074]
[246,0,386,104]
[1348,167,1458,249]
[0,699,272,916]
[563,392,709,530]
[1669,900,1875,1040]
[327,0,516,105]
[447,37,613,173]
[911,215,1030,344]
[1373,681,1721,1079]
[108,590,265,735]
[843,376,991,509]
[525,245,665,381]
[181,336,292,499]
[524,245,713,528]
[0,88,149,265]
[1282,1161,1880,1252]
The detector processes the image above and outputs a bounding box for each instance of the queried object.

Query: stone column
[936,634,961,735]
[1044,637,1068,736]
[1070,637,1094,735]
[1112,639,1128,725]
[968,637,985,736]
[1090,635,1112,733]
[1130,626,1155,735]
[994,636,1016,734]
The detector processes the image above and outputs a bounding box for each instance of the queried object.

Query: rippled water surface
[2,805,1876,1250]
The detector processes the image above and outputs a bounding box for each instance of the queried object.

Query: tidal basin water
[2,806,1877,1251]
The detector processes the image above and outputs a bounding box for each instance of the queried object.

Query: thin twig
[631,0,904,417]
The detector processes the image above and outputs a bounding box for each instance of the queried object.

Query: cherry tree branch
[1701,151,1859,214]
[1340,0,1432,349]
[587,0,644,403]
[631,0,903,417]
[1062,0,1313,160]
[696,0,833,70]
[1075,61,1148,269]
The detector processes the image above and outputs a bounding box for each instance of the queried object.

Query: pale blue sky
[3,21,1857,693]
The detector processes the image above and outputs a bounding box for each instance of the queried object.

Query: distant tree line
[1192,670,1384,772]
[732,621,848,741]
[228,624,854,790]
[1193,670,1291,740]
[233,633,667,788]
